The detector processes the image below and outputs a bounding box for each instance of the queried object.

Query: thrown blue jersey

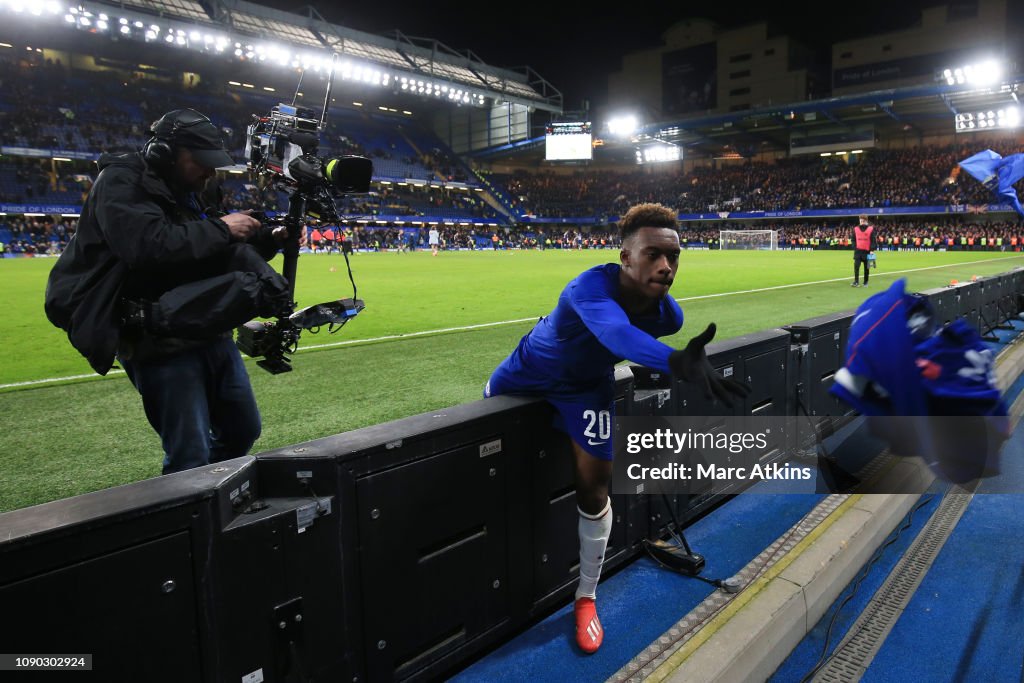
[489,264,683,399]
[830,278,1009,483]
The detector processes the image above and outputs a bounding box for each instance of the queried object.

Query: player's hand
[668,323,752,407]
[221,210,261,241]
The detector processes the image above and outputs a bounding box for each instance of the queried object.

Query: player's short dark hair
[619,203,678,241]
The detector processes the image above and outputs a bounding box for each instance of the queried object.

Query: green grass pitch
[2,248,1022,512]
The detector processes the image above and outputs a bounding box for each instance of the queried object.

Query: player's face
[620,227,680,300]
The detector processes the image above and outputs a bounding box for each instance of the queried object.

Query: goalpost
[719,229,778,251]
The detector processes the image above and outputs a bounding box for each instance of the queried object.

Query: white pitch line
[4,254,1022,391]
[675,254,1024,301]
[0,369,125,389]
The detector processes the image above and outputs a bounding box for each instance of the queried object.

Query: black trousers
[853,249,871,283]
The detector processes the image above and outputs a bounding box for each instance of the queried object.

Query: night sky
[250,1,935,109]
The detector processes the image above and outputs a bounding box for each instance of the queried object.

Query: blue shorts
[485,368,615,461]
[547,397,615,461]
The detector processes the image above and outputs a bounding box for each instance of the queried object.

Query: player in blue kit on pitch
[484,203,749,654]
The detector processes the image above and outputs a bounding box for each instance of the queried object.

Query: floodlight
[607,114,638,137]
[955,105,1020,132]
[940,60,1004,87]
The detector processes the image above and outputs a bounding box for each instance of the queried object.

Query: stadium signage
[0,147,97,161]
[669,204,1015,221]
[0,204,80,214]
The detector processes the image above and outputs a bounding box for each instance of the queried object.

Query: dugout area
[2,268,1024,682]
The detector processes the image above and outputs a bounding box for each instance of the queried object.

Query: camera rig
[236,57,373,374]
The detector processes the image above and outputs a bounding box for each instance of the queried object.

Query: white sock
[575,498,612,600]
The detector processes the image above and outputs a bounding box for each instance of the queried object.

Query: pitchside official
[484,203,750,654]
[852,214,878,287]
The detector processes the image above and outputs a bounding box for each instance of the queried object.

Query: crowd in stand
[219,180,500,220]
[0,53,475,187]
[0,158,94,205]
[297,221,1024,252]
[11,210,1024,257]
[489,139,1023,218]
[298,226,625,252]
[4,52,1024,258]
[672,218,1024,250]
[775,219,1024,250]
[340,183,499,219]
[0,56,203,153]
[0,216,76,254]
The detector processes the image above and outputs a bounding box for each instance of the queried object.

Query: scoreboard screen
[545,121,592,161]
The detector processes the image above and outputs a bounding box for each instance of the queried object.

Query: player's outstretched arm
[668,323,751,407]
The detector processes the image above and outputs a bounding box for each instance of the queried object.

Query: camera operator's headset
[142,109,215,168]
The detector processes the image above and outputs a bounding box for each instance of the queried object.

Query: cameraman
[45,108,292,474]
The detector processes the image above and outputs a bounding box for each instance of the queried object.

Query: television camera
[236,60,373,374]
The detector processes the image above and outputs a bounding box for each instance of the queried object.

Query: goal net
[719,229,778,251]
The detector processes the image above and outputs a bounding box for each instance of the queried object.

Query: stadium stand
[485,140,1024,218]
[1,50,1022,256]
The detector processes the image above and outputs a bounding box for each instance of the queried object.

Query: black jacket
[45,152,269,375]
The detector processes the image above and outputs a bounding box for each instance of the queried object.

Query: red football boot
[574,597,603,654]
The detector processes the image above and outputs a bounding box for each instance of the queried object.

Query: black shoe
[851,282,860,287]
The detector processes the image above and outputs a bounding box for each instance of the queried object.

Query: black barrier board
[786,311,854,422]
[955,280,981,332]
[0,458,254,683]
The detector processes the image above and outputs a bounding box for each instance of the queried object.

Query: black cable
[793,355,864,494]
[343,245,357,303]
[797,492,937,683]
[792,345,832,461]
[646,490,814,596]
[792,351,835,465]
[642,543,726,588]
[797,394,833,458]
[642,502,821,655]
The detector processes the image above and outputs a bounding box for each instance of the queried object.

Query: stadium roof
[635,78,1024,158]
[469,75,1023,163]
[55,0,564,113]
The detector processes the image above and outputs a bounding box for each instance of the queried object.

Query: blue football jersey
[490,264,683,398]
[831,278,1009,483]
